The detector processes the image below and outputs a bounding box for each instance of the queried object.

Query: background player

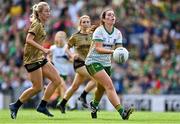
[48,31,68,106]
[58,15,96,113]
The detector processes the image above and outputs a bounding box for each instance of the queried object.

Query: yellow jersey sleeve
[68,35,76,48]
[28,21,41,36]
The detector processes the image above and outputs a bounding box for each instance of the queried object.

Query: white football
[113,47,129,64]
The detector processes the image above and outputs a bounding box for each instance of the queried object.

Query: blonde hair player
[85,8,134,120]
[58,15,96,113]
[48,31,68,104]
[9,2,63,119]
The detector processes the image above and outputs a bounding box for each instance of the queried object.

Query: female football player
[48,31,68,104]
[9,2,63,119]
[85,8,134,120]
[58,15,96,113]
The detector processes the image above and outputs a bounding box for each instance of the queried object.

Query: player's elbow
[26,38,33,44]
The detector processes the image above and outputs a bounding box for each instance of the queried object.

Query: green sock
[93,100,99,107]
[57,97,61,101]
[56,97,61,104]
[115,104,124,115]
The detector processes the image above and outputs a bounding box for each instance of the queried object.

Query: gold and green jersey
[68,32,92,61]
[23,19,46,65]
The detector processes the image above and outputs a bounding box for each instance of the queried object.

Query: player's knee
[105,83,114,91]
[71,84,79,91]
[61,83,66,89]
[32,86,42,93]
[52,77,61,86]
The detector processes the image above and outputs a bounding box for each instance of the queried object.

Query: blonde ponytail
[30,4,38,22]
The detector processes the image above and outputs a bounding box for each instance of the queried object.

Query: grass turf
[0,109,180,124]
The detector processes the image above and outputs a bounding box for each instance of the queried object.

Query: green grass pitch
[0,109,180,124]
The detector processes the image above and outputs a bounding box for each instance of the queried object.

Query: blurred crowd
[0,0,180,102]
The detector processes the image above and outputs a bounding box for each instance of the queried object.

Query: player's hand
[71,53,79,60]
[69,57,74,62]
[43,48,51,54]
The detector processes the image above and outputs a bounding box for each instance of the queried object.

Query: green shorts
[85,63,111,76]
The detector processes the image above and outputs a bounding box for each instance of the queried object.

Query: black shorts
[24,59,48,72]
[73,57,85,71]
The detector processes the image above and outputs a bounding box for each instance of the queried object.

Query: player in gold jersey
[9,2,63,119]
[57,15,96,113]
